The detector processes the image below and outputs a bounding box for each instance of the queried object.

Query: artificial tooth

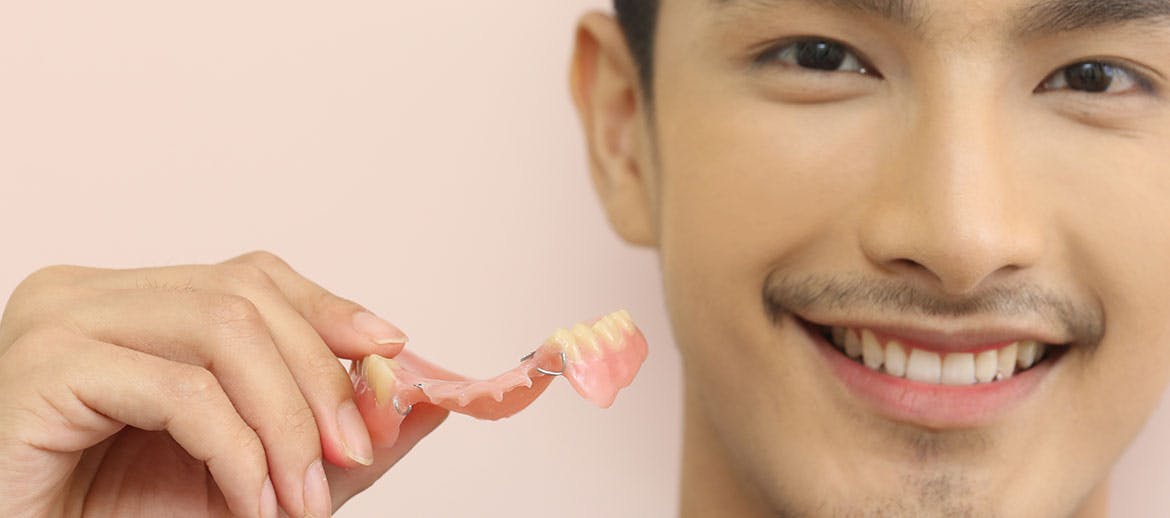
[862,330,884,370]
[362,355,399,406]
[941,353,976,386]
[998,342,1018,380]
[975,349,998,383]
[550,328,582,361]
[572,323,603,355]
[906,349,942,384]
[613,310,635,332]
[884,340,907,377]
[844,329,863,359]
[591,318,622,350]
[1017,341,1038,369]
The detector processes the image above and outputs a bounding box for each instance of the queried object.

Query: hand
[0,251,449,518]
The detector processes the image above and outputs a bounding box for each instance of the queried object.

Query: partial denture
[350,310,649,447]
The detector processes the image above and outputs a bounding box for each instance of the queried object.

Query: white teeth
[884,340,907,377]
[844,329,863,359]
[862,330,884,370]
[1017,341,1038,369]
[975,349,998,383]
[906,349,942,384]
[612,310,635,332]
[941,352,976,386]
[826,327,1053,385]
[997,342,1018,380]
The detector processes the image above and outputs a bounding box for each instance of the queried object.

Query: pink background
[0,2,1164,516]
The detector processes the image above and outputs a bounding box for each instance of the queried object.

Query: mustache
[762,274,1105,349]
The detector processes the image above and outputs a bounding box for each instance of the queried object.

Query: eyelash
[753,38,1158,96]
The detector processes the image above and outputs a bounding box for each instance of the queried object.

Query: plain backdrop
[0,2,1165,516]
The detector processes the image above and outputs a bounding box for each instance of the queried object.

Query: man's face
[634,0,1170,514]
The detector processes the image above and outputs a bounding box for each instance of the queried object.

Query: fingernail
[260,476,278,518]
[303,459,332,518]
[352,311,408,345]
[336,400,374,466]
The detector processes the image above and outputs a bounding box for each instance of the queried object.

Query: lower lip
[801,321,1055,429]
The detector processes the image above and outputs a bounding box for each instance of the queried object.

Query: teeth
[941,352,976,386]
[826,327,1053,385]
[832,327,846,347]
[362,355,400,406]
[592,318,622,350]
[884,340,907,377]
[975,349,998,383]
[571,323,603,356]
[1017,341,1038,369]
[844,329,863,359]
[861,330,884,370]
[906,349,942,384]
[612,310,635,333]
[549,328,582,361]
[998,342,1018,380]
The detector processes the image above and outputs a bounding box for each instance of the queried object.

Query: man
[0,0,1166,516]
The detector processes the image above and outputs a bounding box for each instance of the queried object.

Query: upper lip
[797,312,1073,352]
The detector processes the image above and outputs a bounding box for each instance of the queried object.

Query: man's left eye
[1038,61,1150,95]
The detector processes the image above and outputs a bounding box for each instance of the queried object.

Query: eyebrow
[713,0,1170,36]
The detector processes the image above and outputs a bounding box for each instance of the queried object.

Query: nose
[858,86,1045,295]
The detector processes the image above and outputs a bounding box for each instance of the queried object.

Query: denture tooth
[613,310,635,332]
[941,353,976,386]
[975,349,998,383]
[884,340,907,377]
[1017,341,1038,369]
[591,318,622,350]
[862,330,884,370]
[572,323,603,356]
[906,349,942,384]
[844,329,863,359]
[998,342,1018,380]
[362,355,399,406]
[549,328,582,362]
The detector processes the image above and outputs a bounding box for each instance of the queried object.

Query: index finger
[225,251,409,359]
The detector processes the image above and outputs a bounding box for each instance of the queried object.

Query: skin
[0,251,449,517]
[571,0,1170,516]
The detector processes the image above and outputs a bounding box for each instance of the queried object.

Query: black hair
[613,0,660,98]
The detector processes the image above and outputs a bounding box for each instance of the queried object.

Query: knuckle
[202,294,268,342]
[218,263,275,290]
[172,366,223,405]
[238,250,290,272]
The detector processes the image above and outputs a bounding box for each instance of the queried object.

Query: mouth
[795,316,1069,429]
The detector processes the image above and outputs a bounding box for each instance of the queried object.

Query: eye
[1038,61,1153,95]
[756,38,880,77]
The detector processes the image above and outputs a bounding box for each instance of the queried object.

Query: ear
[569,11,658,247]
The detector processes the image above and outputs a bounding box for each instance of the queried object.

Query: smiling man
[570,0,1170,516]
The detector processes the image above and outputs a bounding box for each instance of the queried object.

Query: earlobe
[569,12,658,248]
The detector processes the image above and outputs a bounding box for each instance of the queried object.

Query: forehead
[693,0,1170,37]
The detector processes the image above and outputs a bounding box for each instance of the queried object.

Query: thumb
[325,402,450,510]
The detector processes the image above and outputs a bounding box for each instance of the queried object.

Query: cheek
[652,90,891,319]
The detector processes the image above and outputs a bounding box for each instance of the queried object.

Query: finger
[220,274,379,470]
[65,290,331,518]
[325,403,450,511]
[4,329,275,518]
[226,251,409,359]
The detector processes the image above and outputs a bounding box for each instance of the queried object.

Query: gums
[349,310,649,447]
